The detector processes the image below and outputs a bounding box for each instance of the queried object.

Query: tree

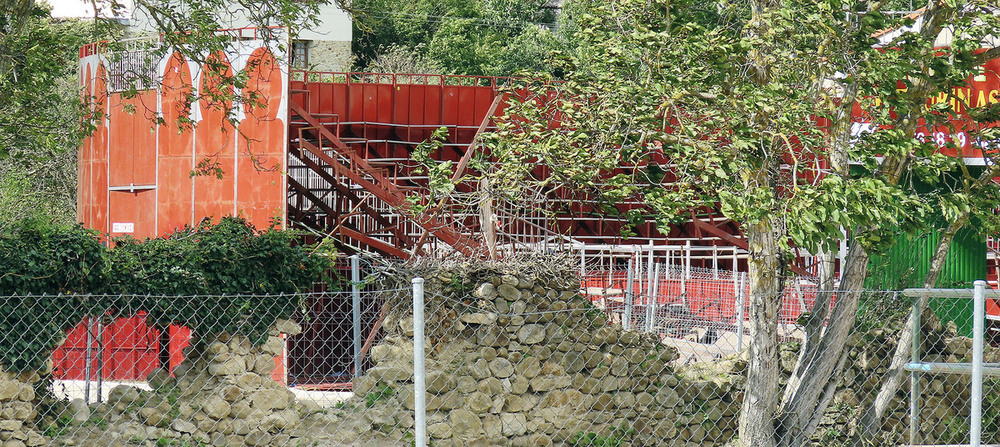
[0,2,96,223]
[351,0,564,76]
[484,0,1000,445]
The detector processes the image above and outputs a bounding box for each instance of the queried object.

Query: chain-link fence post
[351,254,362,380]
[737,272,745,351]
[623,257,634,331]
[973,280,986,447]
[909,291,922,445]
[84,316,94,403]
[412,277,427,447]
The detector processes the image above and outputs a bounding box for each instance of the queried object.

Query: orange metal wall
[77,43,287,240]
[72,41,289,382]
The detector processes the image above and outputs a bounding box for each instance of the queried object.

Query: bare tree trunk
[785,248,836,394]
[856,214,968,440]
[737,210,787,447]
[776,239,870,447]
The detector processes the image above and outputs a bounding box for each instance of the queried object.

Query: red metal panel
[330,82,349,137]
[54,317,284,382]
[51,319,93,379]
[373,83,394,138]
[454,85,481,143]
[109,190,156,239]
[133,91,157,185]
[102,315,159,380]
[442,85,461,142]
[78,65,93,226]
[107,95,131,188]
[348,83,365,137]
[195,52,236,224]
[108,91,156,188]
[393,84,412,141]
[168,325,192,373]
[237,48,285,229]
[159,53,195,234]
[158,158,192,233]
[420,84,442,142]
[92,64,110,235]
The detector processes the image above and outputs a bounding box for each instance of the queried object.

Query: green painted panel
[866,226,986,336]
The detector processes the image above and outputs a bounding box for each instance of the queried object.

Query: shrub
[107,217,331,345]
[0,219,109,371]
[0,216,331,371]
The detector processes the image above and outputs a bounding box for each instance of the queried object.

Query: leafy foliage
[108,217,330,345]
[0,219,108,371]
[0,2,92,161]
[0,3,96,224]
[351,0,564,76]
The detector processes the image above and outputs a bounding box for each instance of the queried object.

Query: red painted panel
[78,65,93,226]
[348,83,365,137]
[159,53,195,234]
[54,315,158,381]
[133,91,157,185]
[195,52,236,224]
[237,48,285,229]
[372,83,393,138]
[157,158,192,234]
[108,95,134,187]
[92,159,108,235]
[102,315,159,380]
[421,84,442,142]
[109,190,156,239]
[107,91,157,188]
[330,83,349,135]
[396,85,428,141]
[91,64,109,235]
[442,85,461,142]
[168,325,192,373]
[393,84,411,141]
[51,318,93,379]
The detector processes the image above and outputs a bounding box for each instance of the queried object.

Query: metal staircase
[286,99,484,258]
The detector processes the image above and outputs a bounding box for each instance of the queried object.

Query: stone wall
[326,264,994,447]
[0,366,46,447]
[307,40,353,72]
[324,266,745,446]
[46,320,331,447]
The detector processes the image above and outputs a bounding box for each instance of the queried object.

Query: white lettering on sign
[112,222,135,233]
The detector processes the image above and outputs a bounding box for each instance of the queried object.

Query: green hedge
[0,217,331,372]
[0,219,109,371]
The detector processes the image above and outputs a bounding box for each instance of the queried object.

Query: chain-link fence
[1,266,998,446]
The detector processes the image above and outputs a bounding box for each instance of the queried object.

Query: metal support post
[736,273,745,352]
[96,320,104,402]
[84,317,94,403]
[972,280,986,447]
[412,277,426,447]
[624,257,635,331]
[648,263,661,333]
[712,245,719,279]
[351,255,362,380]
[909,295,921,445]
[684,241,691,279]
